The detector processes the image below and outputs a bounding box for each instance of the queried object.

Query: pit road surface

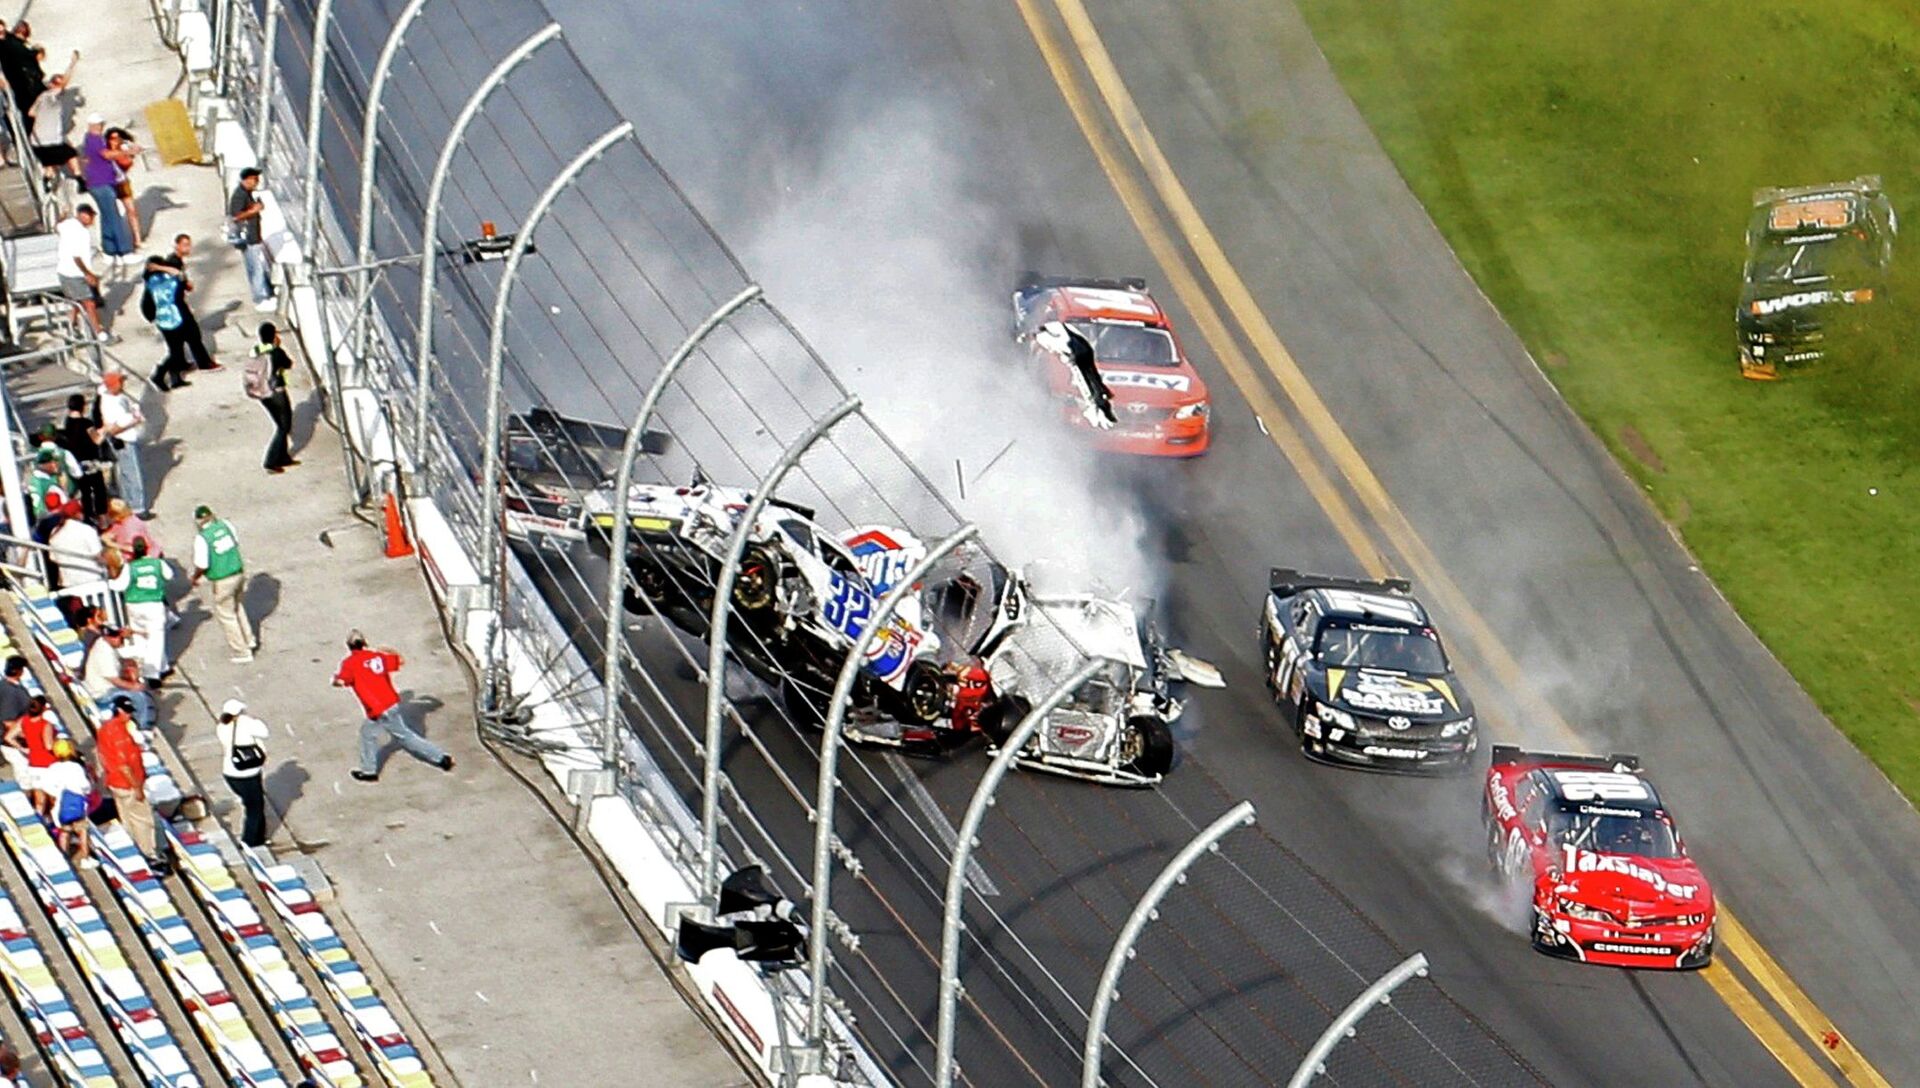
[353,0,1920,1083]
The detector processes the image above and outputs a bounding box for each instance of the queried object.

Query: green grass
[1295,0,1920,795]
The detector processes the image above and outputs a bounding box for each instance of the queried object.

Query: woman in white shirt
[216,699,269,847]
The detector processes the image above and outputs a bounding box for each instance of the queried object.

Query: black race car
[1737,176,1895,380]
[1261,569,1477,772]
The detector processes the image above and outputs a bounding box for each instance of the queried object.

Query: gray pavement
[13,2,751,1084]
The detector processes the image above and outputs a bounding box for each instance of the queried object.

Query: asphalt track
[303,0,1920,1084]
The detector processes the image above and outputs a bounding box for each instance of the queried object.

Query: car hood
[1549,846,1710,911]
[1314,668,1469,720]
[1094,365,1208,406]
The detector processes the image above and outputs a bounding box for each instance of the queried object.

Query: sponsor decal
[1054,723,1096,745]
[1489,778,1518,821]
[1749,287,1872,316]
[1362,745,1428,760]
[843,526,923,593]
[1342,674,1445,716]
[1064,286,1158,315]
[1560,845,1698,900]
[1100,370,1193,392]
[1588,942,1674,957]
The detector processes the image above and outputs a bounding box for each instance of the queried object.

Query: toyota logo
[1387,715,1411,731]
[1126,402,1151,415]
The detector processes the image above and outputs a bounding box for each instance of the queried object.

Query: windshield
[1315,621,1448,674]
[1750,233,1879,288]
[1550,810,1681,860]
[1068,320,1178,366]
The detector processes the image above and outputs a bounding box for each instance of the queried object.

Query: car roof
[1306,586,1429,628]
[1048,284,1170,326]
[1535,766,1665,814]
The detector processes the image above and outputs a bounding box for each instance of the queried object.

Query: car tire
[732,544,782,613]
[1121,716,1175,778]
[897,661,950,725]
[978,694,1032,745]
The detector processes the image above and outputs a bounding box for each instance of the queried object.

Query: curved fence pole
[409,23,563,469]
[935,657,1105,1088]
[254,0,281,158]
[476,122,635,684]
[347,0,433,379]
[297,0,336,264]
[700,396,863,902]
[1285,953,1430,1088]
[807,523,979,1041]
[1081,800,1257,1088]
[598,283,764,769]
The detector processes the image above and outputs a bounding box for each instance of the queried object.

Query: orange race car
[1012,275,1211,456]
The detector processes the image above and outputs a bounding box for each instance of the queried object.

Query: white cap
[85,112,105,125]
[221,698,246,717]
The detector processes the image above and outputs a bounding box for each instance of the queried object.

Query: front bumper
[1532,909,1715,970]
[1064,405,1211,457]
[1301,715,1477,773]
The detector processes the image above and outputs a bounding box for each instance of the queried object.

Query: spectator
[42,739,96,869]
[97,696,163,872]
[189,505,254,662]
[103,127,141,248]
[58,392,110,518]
[103,498,161,570]
[143,251,196,391]
[27,72,78,181]
[0,657,31,783]
[332,631,453,781]
[228,167,274,309]
[55,203,109,341]
[252,323,299,472]
[81,627,154,730]
[4,694,56,816]
[46,500,105,586]
[147,233,220,376]
[216,698,270,848]
[78,114,132,260]
[74,606,109,653]
[25,447,69,519]
[0,22,41,113]
[96,372,148,516]
[110,539,173,687]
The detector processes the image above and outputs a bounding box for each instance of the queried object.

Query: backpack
[242,352,273,399]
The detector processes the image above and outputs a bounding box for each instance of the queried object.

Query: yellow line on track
[1018,0,1895,1085]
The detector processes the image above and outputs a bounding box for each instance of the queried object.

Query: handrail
[0,90,56,232]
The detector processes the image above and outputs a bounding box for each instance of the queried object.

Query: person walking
[0,657,32,784]
[97,696,165,872]
[78,115,132,260]
[189,505,254,662]
[43,740,96,869]
[228,167,274,310]
[4,695,56,816]
[81,627,154,729]
[215,699,269,848]
[103,128,141,248]
[110,539,173,686]
[332,631,453,781]
[251,323,298,472]
[55,203,109,341]
[95,372,148,516]
[147,234,219,376]
[143,251,197,392]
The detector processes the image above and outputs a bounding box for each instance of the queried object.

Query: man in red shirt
[332,630,453,782]
[97,696,167,873]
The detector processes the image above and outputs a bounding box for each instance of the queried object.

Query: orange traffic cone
[382,493,414,558]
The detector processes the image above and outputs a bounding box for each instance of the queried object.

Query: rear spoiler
[1489,744,1640,773]
[1268,567,1411,598]
[1014,272,1149,294]
[517,405,670,456]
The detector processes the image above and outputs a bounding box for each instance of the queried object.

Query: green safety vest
[27,470,63,517]
[124,556,169,604]
[199,520,243,580]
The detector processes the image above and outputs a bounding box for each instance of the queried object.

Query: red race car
[1012,275,1211,456]
[1483,745,1715,969]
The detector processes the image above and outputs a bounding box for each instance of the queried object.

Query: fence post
[347,0,433,385]
[1285,953,1430,1088]
[935,657,1105,1088]
[598,285,762,769]
[253,0,280,142]
[699,396,862,902]
[475,121,634,646]
[1080,800,1257,1088]
[808,523,978,1043]
[297,0,336,264]
[409,24,563,469]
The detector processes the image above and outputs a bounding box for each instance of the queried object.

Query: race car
[1261,569,1477,772]
[1011,275,1211,456]
[581,477,948,723]
[1737,176,1895,379]
[500,406,666,549]
[1484,746,1715,970]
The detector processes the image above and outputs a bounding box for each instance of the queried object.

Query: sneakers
[253,299,278,312]
[230,653,254,664]
[350,770,378,783]
[77,858,100,871]
[436,755,455,772]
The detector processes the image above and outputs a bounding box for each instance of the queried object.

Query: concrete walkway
[13,1,751,1084]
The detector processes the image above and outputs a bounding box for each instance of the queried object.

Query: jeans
[241,242,273,304]
[226,773,267,847]
[105,687,156,730]
[88,185,133,256]
[115,440,147,513]
[261,390,294,469]
[359,705,446,775]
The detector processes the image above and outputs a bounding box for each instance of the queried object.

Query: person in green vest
[110,537,174,684]
[188,504,255,663]
[26,447,69,520]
